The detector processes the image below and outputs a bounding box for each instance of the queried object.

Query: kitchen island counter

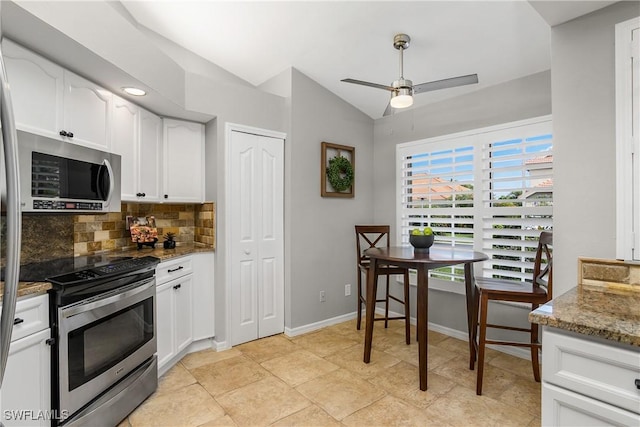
[529,284,640,346]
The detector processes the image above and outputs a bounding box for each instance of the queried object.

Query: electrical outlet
[319,290,326,302]
[345,284,351,296]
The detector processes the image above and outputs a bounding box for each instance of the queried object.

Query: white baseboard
[284,312,357,337]
[212,339,231,351]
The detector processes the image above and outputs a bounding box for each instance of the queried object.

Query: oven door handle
[62,277,155,319]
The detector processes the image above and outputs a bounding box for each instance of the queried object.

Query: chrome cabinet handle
[168,266,184,273]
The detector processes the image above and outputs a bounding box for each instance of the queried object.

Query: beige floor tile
[434,336,473,354]
[489,352,538,379]
[197,415,237,427]
[216,376,311,427]
[342,394,451,427]
[368,361,457,409]
[270,405,342,427]
[383,342,458,370]
[498,376,542,418]
[181,348,243,371]
[236,334,298,363]
[261,349,340,386]
[432,354,521,399]
[325,344,400,379]
[427,329,450,346]
[528,416,542,426]
[295,369,386,420]
[156,362,197,395]
[191,355,271,397]
[128,384,225,427]
[425,385,536,427]
[290,329,360,357]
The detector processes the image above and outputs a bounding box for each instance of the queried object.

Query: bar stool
[355,225,411,344]
[475,231,553,395]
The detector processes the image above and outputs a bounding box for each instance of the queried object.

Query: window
[397,116,552,285]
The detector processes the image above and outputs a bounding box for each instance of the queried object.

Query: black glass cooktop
[2,254,159,285]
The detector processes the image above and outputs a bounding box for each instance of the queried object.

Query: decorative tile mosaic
[0,202,215,264]
[578,257,640,291]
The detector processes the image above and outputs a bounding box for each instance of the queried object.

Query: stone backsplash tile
[1,202,215,265]
[579,257,640,291]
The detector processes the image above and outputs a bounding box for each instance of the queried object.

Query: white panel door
[230,129,284,346]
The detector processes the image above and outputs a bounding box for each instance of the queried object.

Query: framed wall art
[321,141,355,198]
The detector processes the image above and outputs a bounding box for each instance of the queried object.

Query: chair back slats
[532,231,553,300]
[355,225,391,265]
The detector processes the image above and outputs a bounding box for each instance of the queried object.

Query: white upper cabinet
[112,96,140,201]
[162,118,205,203]
[139,109,162,202]
[3,38,64,139]
[63,71,112,150]
[3,39,112,151]
[112,97,163,202]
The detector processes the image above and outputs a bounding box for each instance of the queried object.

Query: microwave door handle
[99,158,114,205]
[0,42,22,387]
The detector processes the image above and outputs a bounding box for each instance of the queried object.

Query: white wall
[552,1,640,296]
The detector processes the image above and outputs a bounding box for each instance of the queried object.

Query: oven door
[58,277,156,418]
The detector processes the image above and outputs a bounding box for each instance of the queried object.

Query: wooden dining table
[363,245,488,391]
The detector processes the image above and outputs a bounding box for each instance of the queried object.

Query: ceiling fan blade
[341,78,394,91]
[413,74,479,94]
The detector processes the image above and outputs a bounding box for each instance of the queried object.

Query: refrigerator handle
[0,40,22,387]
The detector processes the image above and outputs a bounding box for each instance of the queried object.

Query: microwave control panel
[32,200,104,211]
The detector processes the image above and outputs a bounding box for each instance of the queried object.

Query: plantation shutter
[396,116,553,285]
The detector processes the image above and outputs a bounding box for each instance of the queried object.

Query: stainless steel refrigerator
[0,0,23,418]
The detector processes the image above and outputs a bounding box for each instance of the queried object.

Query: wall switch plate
[320,290,326,302]
[345,284,351,296]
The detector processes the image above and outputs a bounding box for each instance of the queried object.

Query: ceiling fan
[342,33,479,116]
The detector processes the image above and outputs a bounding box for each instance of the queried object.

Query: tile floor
[119,320,541,427]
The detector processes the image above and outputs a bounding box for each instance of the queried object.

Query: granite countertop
[529,285,640,347]
[0,243,214,303]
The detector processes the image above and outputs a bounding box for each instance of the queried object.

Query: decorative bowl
[409,234,434,252]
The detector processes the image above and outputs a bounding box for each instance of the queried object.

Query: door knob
[244,249,251,255]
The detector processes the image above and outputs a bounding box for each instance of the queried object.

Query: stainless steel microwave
[16,131,121,213]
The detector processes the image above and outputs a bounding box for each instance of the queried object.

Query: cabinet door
[155,281,175,370]
[3,39,64,139]
[63,71,112,150]
[192,253,215,341]
[139,109,162,202]
[112,96,140,201]
[162,119,204,203]
[173,276,194,353]
[1,329,51,427]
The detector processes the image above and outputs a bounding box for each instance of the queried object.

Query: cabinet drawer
[156,256,193,284]
[542,382,640,426]
[543,327,640,414]
[1,294,49,342]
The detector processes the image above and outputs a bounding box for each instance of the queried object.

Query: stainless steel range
[20,255,160,427]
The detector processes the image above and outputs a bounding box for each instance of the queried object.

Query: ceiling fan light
[390,91,413,109]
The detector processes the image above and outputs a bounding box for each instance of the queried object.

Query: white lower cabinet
[156,259,193,373]
[541,327,640,426]
[192,253,214,341]
[155,253,215,375]
[0,294,51,427]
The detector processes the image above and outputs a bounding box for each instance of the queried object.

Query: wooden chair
[355,225,411,344]
[475,231,553,395]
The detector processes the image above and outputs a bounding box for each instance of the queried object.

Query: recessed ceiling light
[123,87,146,96]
